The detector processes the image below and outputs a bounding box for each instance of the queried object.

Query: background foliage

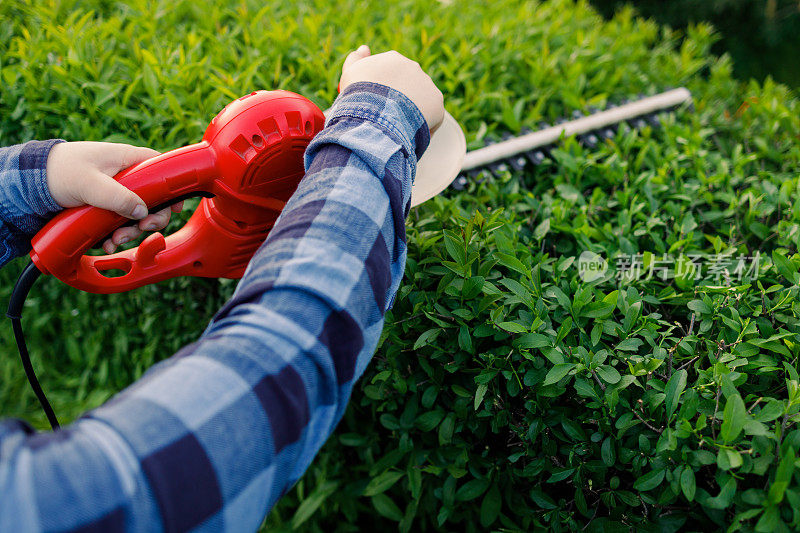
[1,0,800,530]
[591,0,800,88]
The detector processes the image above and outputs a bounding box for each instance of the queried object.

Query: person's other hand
[338,45,445,133]
[46,141,184,254]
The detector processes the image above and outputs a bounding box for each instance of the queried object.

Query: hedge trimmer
[6,87,692,429]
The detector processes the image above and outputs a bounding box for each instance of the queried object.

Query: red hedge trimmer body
[30,90,324,293]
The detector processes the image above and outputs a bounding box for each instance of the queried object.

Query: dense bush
[1,0,800,530]
[590,0,800,88]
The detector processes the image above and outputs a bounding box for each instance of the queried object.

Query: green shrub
[1,0,799,531]
[590,0,800,88]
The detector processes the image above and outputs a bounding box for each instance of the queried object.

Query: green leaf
[772,250,798,284]
[680,468,696,501]
[755,399,785,422]
[721,393,747,443]
[534,218,550,240]
[443,230,466,266]
[371,494,404,522]
[616,338,643,351]
[687,299,711,314]
[399,499,419,533]
[439,413,455,445]
[591,323,602,346]
[717,448,743,470]
[480,483,501,527]
[416,410,445,431]
[582,301,615,318]
[664,369,687,419]
[601,437,615,466]
[768,446,795,505]
[562,418,587,441]
[744,419,770,436]
[458,324,473,353]
[596,365,621,384]
[474,383,488,410]
[499,278,536,308]
[456,478,489,501]
[497,321,528,334]
[755,506,782,533]
[556,183,581,203]
[413,328,441,350]
[291,481,338,529]
[547,286,572,309]
[784,360,799,382]
[516,332,551,349]
[462,276,485,299]
[547,468,576,483]
[556,316,573,344]
[530,488,558,509]
[407,467,422,500]
[364,470,404,496]
[339,433,368,446]
[680,213,697,234]
[698,477,737,510]
[495,252,530,277]
[633,468,665,491]
[543,363,576,386]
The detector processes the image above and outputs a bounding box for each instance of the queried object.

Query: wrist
[328,82,431,160]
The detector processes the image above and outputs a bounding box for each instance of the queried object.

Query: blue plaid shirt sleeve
[0,82,430,532]
[0,139,65,265]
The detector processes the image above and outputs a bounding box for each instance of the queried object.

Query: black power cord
[6,261,59,430]
[3,194,217,432]
[3,194,215,432]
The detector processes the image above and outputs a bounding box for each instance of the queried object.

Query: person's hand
[46,141,183,254]
[338,46,445,133]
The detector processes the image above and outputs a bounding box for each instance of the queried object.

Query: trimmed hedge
[1,0,799,530]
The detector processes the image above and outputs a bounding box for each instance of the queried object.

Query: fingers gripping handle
[30,144,217,293]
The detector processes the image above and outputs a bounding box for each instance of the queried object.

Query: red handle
[30,144,218,291]
[30,90,325,293]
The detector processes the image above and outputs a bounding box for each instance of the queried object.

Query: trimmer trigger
[136,233,167,268]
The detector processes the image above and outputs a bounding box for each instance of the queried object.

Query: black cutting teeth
[488,162,509,174]
[578,132,599,149]
[451,175,470,190]
[449,92,685,191]
[527,151,547,165]
[645,113,661,127]
[599,127,616,140]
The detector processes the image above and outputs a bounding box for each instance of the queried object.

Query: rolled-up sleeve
[0,139,64,266]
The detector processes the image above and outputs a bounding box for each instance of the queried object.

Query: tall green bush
[1,0,799,530]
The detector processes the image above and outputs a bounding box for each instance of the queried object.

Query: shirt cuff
[14,139,65,217]
[326,82,431,161]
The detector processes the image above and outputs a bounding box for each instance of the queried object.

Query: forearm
[0,140,64,266]
[0,83,429,531]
